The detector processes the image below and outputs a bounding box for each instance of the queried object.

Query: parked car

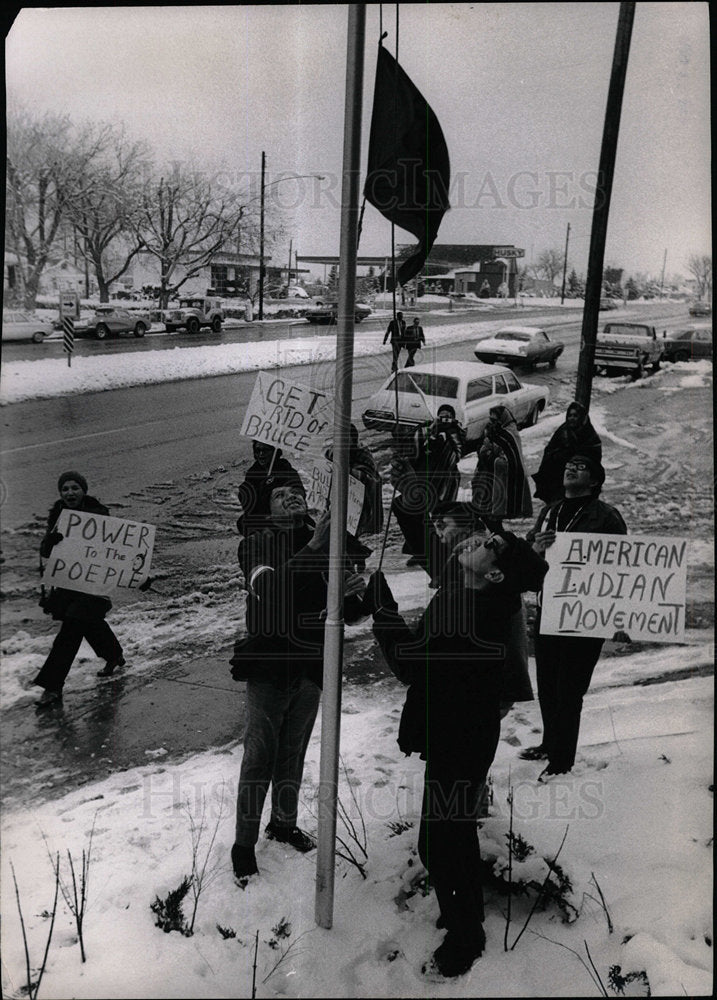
[599,297,619,311]
[688,300,711,317]
[473,325,564,368]
[305,301,372,324]
[77,306,152,340]
[361,360,549,448]
[1,310,56,343]
[161,297,224,333]
[661,323,712,362]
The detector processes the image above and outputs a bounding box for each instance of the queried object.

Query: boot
[231,843,259,879]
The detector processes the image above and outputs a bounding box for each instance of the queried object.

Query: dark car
[661,323,712,362]
[304,301,372,324]
[688,301,711,317]
[77,307,152,340]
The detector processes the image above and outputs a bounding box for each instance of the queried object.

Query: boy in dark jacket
[364,532,548,978]
[230,482,365,880]
[33,471,124,706]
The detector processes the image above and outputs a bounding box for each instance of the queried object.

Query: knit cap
[57,471,88,494]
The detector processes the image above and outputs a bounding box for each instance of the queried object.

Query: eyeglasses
[565,461,590,471]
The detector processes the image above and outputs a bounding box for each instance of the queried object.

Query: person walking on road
[524,454,627,778]
[405,317,426,367]
[383,311,408,370]
[229,482,365,881]
[33,471,125,707]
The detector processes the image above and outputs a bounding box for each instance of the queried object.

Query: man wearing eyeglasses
[524,452,627,780]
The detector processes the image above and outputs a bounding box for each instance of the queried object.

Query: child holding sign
[33,472,125,707]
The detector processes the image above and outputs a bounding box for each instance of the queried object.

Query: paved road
[0,303,684,531]
[0,302,688,809]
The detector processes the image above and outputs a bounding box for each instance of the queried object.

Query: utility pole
[258,151,266,320]
[287,238,293,289]
[575,2,635,410]
[560,222,571,304]
[659,248,667,298]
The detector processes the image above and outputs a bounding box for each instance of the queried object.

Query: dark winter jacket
[372,582,520,770]
[324,443,384,536]
[527,493,627,539]
[531,406,602,504]
[231,521,364,688]
[40,495,113,622]
[471,407,532,518]
[383,316,408,345]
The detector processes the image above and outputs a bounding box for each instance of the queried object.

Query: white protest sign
[240,372,333,456]
[42,509,156,598]
[539,532,688,643]
[306,459,366,536]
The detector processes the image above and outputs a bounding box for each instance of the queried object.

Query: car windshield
[495,332,532,342]
[389,371,459,398]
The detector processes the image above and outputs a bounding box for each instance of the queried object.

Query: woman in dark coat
[471,404,532,530]
[365,533,548,978]
[531,401,602,505]
[33,472,124,706]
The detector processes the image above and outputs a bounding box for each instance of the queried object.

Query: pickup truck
[593,322,664,379]
[162,297,224,334]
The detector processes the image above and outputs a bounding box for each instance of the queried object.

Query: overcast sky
[5,3,711,280]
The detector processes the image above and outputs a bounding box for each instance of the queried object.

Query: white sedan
[361,360,549,447]
[473,325,564,368]
[1,309,56,343]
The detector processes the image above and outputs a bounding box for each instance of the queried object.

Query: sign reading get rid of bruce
[240,372,334,456]
[539,532,688,643]
[42,509,156,597]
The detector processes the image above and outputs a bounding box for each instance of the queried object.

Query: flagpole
[315,2,366,930]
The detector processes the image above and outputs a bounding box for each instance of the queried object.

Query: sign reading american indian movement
[240,372,334,457]
[306,459,366,536]
[42,509,156,598]
[539,532,688,643]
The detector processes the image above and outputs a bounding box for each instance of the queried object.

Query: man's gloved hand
[362,570,398,617]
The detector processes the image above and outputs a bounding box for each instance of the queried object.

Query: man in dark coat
[405,316,426,367]
[383,311,408,370]
[33,471,125,706]
[531,401,602,505]
[364,533,548,978]
[229,482,365,880]
[471,404,532,531]
[523,453,627,777]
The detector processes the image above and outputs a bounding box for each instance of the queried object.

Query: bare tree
[135,163,244,308]
[533,248,566,286]
[686,254,712,299]
[65,124,151,302]
[5,109,75,308]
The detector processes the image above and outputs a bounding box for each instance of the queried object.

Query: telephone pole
[659,248,667,298]
[560,222,571,304]
[575,2,635,410]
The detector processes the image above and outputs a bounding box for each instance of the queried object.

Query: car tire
[651,357,661,372]
[133,322,147,338]
[630,361,644,382]
[674,349,689,363]
[165,324,176,333]
[186,317,200,334]
[95,324,109,340]
[211,316,222,333]
[354,315,363,323]
[32,331,46,343]
[526,402,543,427]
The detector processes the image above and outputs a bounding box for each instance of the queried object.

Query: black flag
[363,44,450,287]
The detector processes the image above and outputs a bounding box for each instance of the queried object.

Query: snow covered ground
[0,324,712,998]
[1,647,712,998]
